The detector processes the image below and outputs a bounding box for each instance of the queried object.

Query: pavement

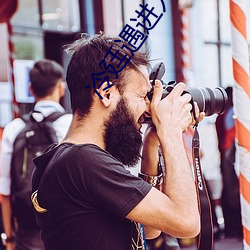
[181,237,243,250]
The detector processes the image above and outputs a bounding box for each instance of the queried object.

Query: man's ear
[95,81,116,107]
[58,81,66,98]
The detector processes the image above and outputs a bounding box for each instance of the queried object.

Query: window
[11,0,80,60]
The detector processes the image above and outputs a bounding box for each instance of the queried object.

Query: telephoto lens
[186,87,228,116]
[160,84,228,116]
[148,62,228,116]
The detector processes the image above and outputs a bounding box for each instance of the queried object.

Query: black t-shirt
[33,143,152,250]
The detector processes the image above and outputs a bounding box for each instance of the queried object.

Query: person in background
[215,86,242,238]
[199,115,224,239]
[0,59,72,250]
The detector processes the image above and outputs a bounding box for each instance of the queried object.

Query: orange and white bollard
[230,0,250,248]
[180,8,190,83]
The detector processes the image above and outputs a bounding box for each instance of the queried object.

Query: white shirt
[0,100,72,196]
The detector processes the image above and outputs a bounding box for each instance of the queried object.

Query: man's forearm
[141,129,198,237]
[1,195,14,237]
[141,127,162,239]
[159,132,198,216]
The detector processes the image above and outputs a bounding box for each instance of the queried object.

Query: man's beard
[104,98,143,167]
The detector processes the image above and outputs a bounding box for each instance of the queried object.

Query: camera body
[147,62,228,116]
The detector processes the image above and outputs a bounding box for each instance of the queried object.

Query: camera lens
[187,87,228,116]
[148,62,228,117]
[146,84,228,120]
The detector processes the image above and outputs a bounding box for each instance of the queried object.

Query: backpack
[10,110,64,230]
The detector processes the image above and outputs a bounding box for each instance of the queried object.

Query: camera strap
[192,122,214,250]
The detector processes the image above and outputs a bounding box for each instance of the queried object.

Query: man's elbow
[180,215,200,238]
[160,212,200,238]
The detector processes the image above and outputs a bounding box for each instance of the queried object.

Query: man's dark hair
[29,59,64,98]
[65,32,150,117]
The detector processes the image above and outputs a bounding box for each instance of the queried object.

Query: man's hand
[131,81,201,238]
[141,125,160,176]
[150,80,193,139]
[192,102,205,126]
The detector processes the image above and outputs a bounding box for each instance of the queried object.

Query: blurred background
[0,1,250,249]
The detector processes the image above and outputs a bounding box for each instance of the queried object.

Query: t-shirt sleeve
[74,145,152,220]
[0,119,25,195]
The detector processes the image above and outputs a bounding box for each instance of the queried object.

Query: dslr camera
[147,62,228,116]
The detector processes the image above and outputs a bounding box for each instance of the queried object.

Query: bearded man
[31,33,201,250]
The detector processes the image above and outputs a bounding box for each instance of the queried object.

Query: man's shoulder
[34,143,106,177]
[3,118,26,140]
[74,144,108,158]
[73,144,126,173]
[4,117,25,129]
[43,143,105,161]
[42,143,123,175]
[68,144,118,166]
